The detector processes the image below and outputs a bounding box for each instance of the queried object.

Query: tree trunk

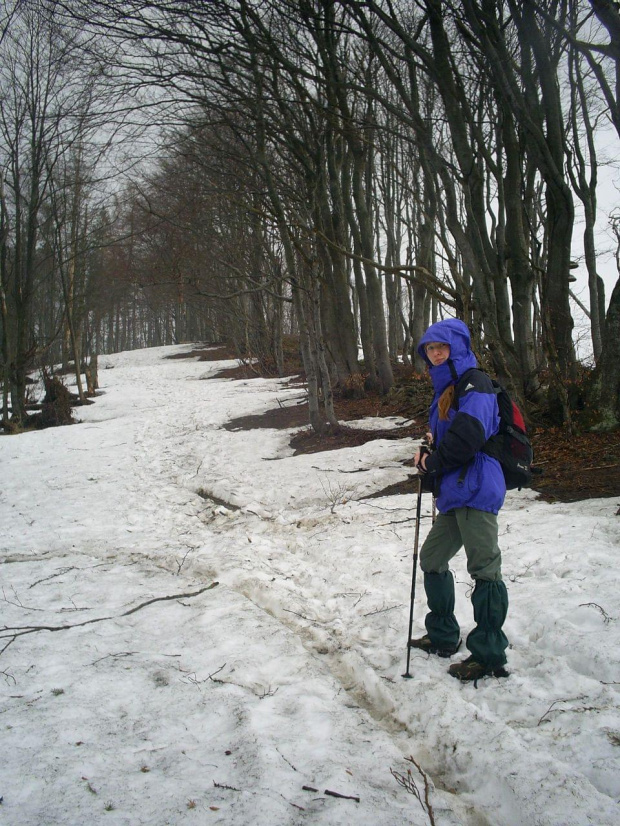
[292,280,324,433]
[341,151,379,390]
[320,134,362,382]
[502,108,538,395]
[584,275,620,430]
[350,148,393,393]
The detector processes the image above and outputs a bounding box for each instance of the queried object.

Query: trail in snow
[1,344,619,826]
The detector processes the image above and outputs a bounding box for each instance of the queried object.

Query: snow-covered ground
[1,344,619,826]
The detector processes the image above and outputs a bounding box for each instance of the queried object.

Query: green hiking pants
[419,508,509,667]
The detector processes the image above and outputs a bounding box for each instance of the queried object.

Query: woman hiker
[411,318,510,682]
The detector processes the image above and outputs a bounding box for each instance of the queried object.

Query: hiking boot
[448,655,509,682]
[408,634,461,658]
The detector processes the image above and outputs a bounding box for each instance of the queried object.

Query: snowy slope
[1,344,619,826]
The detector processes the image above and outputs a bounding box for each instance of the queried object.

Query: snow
[1,343,619,826]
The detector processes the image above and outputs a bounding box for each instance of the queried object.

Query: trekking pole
[402,475,423,679]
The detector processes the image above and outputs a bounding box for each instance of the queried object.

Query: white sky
[1,345,619,825]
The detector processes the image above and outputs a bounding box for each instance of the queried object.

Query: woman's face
[425,341,451,367]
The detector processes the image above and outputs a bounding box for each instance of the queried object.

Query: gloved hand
[414,444,431,472]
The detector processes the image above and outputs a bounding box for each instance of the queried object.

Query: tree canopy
[2,0,619,431]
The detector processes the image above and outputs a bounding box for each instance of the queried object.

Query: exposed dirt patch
[223,367,430,449]
[210,363,271,380]
[197,487,241,511]
[529,428,620,503]
[209,363,304,381]
[362,475,420,500]
[165,345,236,361]
[288,421,423,454]
[203,335,311,380]
[224,399,312,431]
[216,360,619,504]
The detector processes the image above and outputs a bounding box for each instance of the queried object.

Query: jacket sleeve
[424,373,498,477]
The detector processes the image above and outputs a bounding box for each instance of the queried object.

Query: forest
[1,0,619,434]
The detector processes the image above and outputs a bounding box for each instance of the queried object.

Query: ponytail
[438,386,455,420]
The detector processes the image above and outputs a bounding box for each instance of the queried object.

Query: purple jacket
[417,319,506,514]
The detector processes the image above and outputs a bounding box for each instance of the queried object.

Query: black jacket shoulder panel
[455,368,498,406]
[425,411,487,475]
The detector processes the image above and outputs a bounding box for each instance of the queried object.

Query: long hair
[438,385,455,420]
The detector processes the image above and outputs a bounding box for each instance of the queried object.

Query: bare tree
[0,4,77,424]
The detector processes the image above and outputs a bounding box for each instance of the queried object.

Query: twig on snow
[318,473,359,513]
[175,547,194,575]
[391,756,435,826]
[276,748,298,772]
[90,652,137,666]
[538,696,588,726]
[363,603,403,617]
[579,602,614,623]
[29,566,78,588]
[324,789,360,802]
[2,586,44,611]
[282,608,328,624]
[256,685,279,699]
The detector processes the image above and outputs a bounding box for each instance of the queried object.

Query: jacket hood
[417,318,477,394]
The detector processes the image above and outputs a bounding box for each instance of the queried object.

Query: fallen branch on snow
[0,582,219,658]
